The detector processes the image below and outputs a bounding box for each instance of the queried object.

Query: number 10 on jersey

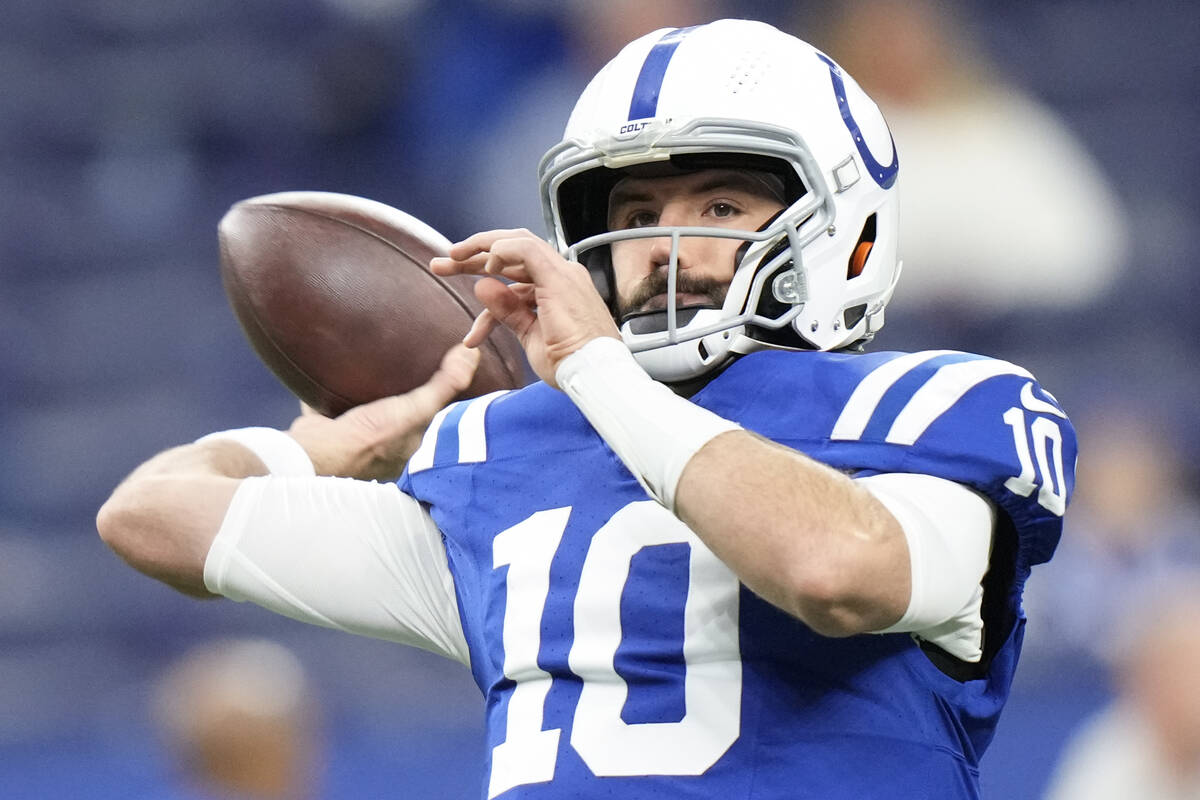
[489,502,742,797]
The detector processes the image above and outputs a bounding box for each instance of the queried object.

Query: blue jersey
[399,348,1076,799]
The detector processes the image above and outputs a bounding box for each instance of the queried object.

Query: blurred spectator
[1022,404,1200,664]
[389,0,571,234]
[458,0,725,236]
[153,638,323,800]
[1043,574,1200,799]
[815,0,1128,323]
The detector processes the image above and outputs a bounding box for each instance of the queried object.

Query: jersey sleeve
[815,353,1078,568]
[858,472,995,661]
[699,350,1076,572]
[204,475,469,664]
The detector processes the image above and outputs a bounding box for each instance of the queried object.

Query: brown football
[218,191,527,417]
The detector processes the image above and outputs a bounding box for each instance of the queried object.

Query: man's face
[606,169,787,320]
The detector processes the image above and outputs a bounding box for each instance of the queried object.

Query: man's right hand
[98,343,478,596]
[288,344,480,481]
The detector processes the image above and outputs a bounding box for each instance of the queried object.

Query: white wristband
[196,427,316,477]
[556,337,742,510]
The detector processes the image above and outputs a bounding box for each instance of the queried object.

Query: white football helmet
[538,19,902,382]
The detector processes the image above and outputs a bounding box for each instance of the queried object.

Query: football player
[99,19,1076,799]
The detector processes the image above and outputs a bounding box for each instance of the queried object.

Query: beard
[616,269,730,322]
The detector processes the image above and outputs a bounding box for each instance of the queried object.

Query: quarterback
[99,20,1076,799]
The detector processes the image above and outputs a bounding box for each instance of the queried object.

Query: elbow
[792,607,871,639]
[96,481,159,572]
[96,480,217,599]
[97,486,138,559]
[787,576,871,638]
[781,541,902,638]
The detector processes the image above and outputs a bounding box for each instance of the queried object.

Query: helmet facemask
[537,20,901,382]
[542,120,838,382]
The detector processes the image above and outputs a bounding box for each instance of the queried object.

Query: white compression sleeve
[556,337,742,510]
[204,475,468,663]
[196,427,315,477]
[858,472,996,662]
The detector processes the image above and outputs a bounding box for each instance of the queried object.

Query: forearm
[99,345,478,598]
[558,338,910,635]
[121,437,270,483]
[674,430,909,635]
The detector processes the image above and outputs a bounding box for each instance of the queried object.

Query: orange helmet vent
[849,241,873,278]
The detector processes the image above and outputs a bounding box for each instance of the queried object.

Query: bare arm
[551,334,911,636]
[433,231,909,636]
[97,345,479,597]
[675,430,909,635]
[97,442,260,597]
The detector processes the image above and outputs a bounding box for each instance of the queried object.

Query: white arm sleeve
[203,476,469,665]
[856,472,997,663]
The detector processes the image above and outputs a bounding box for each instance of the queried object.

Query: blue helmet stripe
[816,52,899,189]
[627,26,700,121]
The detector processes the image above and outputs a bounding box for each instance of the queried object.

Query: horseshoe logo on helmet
[816,53,899,190]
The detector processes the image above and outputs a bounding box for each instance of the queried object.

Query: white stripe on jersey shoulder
[407,389,512,475]
[406,402,457,475]
[457,389,509,464]
[885,358,1033,446]
[831,350,959,441]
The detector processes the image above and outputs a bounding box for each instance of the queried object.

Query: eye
[708,202,739,219]
[623,210,659,229]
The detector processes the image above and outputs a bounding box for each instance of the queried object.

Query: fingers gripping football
[287,344,480,480]
[431,230,620,387]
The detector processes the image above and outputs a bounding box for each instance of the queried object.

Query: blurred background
[2,0,1197,797]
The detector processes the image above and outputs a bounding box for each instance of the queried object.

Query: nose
[648,236,674,271]
[648,201,696,270]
